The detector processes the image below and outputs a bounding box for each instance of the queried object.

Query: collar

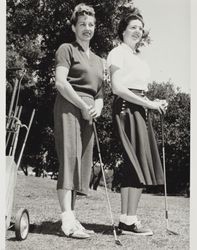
[73,41,92,54]
[73,41,84,51]
[121,42,137,54]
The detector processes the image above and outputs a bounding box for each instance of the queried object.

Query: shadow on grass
[7,220,114,240]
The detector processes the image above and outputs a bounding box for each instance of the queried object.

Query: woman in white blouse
[107,10,167,236]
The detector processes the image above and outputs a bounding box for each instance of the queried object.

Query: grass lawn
[6,174,189,250]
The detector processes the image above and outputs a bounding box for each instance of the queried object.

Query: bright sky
[134,0,190,93]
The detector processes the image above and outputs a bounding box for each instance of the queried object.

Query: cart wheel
[15,208,30,240]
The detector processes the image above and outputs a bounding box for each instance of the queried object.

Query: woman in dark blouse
[54,3,104,239]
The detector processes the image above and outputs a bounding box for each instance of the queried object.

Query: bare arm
[110,65,166,114]
[55,66,90,111]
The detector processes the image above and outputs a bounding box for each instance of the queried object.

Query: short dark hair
[70,3,95,26]
[118,14,144,41]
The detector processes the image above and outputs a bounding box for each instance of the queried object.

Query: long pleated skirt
[54,93,94,195]
[113,95,164,188]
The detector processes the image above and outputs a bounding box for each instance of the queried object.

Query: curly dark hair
[118,13,144,42]
[117,6,151,53]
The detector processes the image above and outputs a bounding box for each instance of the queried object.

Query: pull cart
[6,68,35,240]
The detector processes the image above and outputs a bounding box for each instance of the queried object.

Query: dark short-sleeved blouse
[55,42,104,99]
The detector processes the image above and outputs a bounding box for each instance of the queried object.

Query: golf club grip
[165,210,168,219]
[14,69,26,114]
[93,122,101,153]
[7,78,19,120]
[161,116,164,147]
[161,115,167,192]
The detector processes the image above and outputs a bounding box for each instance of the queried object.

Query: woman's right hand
[81,106,92,121]
[147,99,168,114]
[81,104,101,123]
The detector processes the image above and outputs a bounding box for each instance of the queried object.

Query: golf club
[14,68,26,116]
[161,115,179,235]
[93,121,122,246]
[7,78,19,129]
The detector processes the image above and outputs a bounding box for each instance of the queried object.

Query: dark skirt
[54,93,94,195]
[113,95,164,188]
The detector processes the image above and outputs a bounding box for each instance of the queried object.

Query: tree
[146,82,190,194]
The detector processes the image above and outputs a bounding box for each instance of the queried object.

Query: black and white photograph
[2,0,194,249]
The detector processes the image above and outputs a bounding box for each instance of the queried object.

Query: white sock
[61,210,75,226]
[119,214,127,223]
[61,210,74,217]
[126,215,138,225]
[71,210,76,217]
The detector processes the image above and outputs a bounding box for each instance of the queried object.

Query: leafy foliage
[146,82,190,194]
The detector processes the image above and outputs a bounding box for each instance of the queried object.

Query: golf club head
[113,228,123,246]
[167,229,179,235]
[115,239,123,246]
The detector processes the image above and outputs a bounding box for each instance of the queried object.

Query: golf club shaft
[161,115,169,229]
[161,115,179,235]
[14,69,26,115]
[92,121,119,241]
[9,120,21,156]
[7,78,19,129]
[6,106,22,148]
[93,122,114,223]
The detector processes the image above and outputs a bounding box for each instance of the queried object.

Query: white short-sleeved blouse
[107,43,150,91]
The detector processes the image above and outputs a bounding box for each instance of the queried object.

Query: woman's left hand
[88,105,101,119]
[90,98,103,120]
[154,99,168,114]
